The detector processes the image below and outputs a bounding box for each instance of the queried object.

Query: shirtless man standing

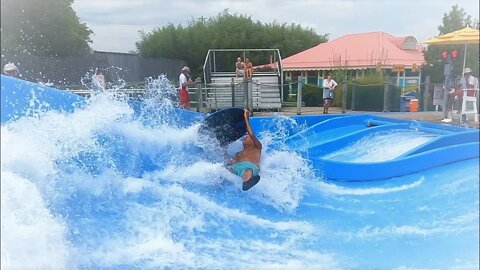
[228,109,262,191]
[244,58,253,78]
[235,57,245,78]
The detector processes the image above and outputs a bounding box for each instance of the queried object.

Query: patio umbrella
[423,27,480,73]
[423,27,479,120]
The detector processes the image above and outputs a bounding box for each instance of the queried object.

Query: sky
[72,0,479,53]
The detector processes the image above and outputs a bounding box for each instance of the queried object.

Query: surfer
[227,109,262,191]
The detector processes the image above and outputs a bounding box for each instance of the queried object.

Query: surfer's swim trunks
[231,161,259,177]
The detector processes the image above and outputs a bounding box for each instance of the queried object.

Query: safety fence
[64,75,450,116]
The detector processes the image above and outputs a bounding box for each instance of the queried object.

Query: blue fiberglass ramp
[1,75,479,269]
[279,114,480,181]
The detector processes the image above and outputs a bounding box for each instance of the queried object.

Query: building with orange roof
[282,31,425,94]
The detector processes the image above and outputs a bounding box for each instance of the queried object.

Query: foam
[2,77,478,269]
[1,172,69,269]
[349,211,478,239]
[78,184,332,269]
[323,129,436,162]
[314,178,424,196]
[251,150,312,212]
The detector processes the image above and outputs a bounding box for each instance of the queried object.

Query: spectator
[179,66,193,109]
[442,68,478,123]
[460,68,478,92]
[96,72,107,90]
[235,57,245,78]
[458,68,478,123]
[245,58,253,78]
[3,63,19,78]
[322,73,337,114]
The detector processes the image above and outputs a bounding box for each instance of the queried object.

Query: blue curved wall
[1,74,479,269]
[1,75,85,123]
[2,74,479,181]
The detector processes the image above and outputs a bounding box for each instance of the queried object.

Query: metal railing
[65,88,146,98]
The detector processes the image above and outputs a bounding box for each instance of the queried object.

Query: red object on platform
[409,99,419,112]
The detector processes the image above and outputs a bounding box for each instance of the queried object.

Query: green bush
[286,95,297,102]
[302,84,323,107]
[332,83,344,107]
[345,83,401,111]
[331,75,402,111]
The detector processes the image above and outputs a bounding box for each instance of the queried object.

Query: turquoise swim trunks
[231,161,259,177]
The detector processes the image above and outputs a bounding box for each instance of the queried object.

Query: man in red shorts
[179,66,192,109]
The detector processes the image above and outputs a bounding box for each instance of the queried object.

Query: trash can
[409,99,419,112]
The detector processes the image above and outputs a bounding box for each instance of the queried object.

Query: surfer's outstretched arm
[244,109,262,150]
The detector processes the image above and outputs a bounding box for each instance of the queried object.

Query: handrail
[459,87,479,97]
[202,49,212,84]
[203,48,283,82]
[207,48,282,52]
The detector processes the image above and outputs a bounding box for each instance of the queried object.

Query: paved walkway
[255,107,480,129]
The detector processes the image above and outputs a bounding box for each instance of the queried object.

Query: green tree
[423,5,479,83]
[1,0,93,57]
[136,10,328,76]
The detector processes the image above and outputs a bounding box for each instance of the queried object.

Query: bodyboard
[199,108,247,146]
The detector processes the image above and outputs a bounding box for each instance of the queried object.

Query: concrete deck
[255,107,480,129]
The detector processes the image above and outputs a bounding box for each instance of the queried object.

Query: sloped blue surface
[1,75,478,269]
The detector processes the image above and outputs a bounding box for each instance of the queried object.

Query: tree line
[423,5,479,83]
[1,0,92,57]
[135,10,328,76]
[1,1,478,83]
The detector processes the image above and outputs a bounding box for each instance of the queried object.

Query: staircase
[206,72,282,111]
[203,49,283,111]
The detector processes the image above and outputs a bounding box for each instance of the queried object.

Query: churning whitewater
[1,76,478,269]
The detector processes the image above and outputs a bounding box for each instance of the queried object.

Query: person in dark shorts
[322,73,337,114]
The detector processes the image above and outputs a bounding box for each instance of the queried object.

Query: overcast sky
[72,0,479,53]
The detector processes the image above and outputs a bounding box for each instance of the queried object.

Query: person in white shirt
[179,66,192,109]
[322,73,337,114]
[458,67,478,123]
[460,67,478,91]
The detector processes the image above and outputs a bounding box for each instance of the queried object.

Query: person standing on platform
[235,57,245,78]
[179,66,193,109]
[245,58,253,79]
[322,73,337,114]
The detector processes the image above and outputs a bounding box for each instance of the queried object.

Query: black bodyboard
[199,108,247,146]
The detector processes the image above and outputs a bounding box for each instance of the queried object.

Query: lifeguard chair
[460,81,479,122]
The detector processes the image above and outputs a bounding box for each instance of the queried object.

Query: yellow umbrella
[423,27,479,120]
[424,27,480,72]
[424,27,479,45]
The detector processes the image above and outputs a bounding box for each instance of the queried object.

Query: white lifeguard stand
[442,75,479,124]
[460,86,479,122]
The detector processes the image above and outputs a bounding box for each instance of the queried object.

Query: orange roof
[282,32,425,71]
